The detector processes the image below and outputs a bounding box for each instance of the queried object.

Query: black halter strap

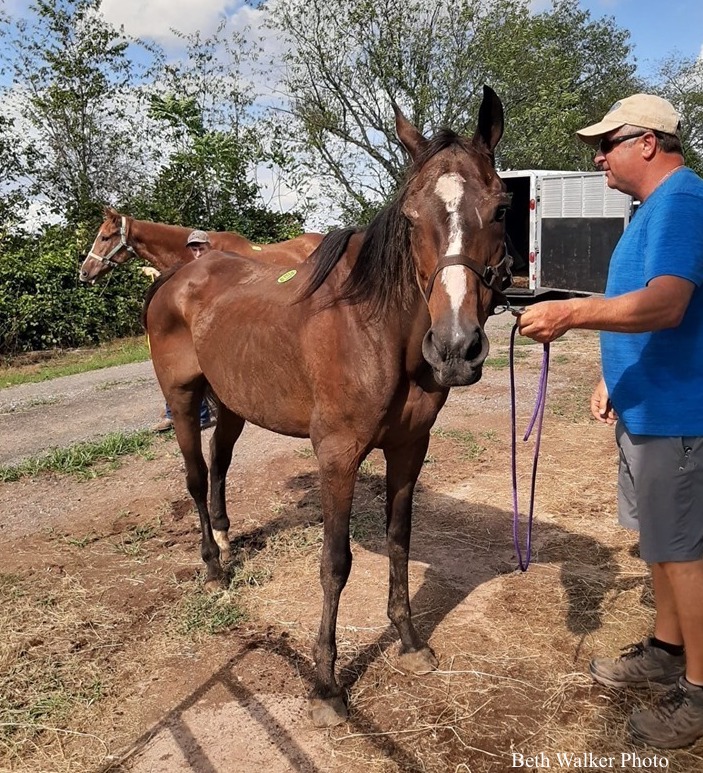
[423,247,513,311]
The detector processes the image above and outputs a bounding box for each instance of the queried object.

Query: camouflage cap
[186,229,210,246]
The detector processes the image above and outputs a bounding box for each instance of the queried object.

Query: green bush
[0,225,150,355]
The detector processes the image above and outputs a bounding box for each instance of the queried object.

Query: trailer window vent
[541,175,630,219]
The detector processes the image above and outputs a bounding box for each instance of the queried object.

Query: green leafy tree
[0,0,151,227]
[652,54,703,176]
[130,23,304,242]
[266,0,641,221]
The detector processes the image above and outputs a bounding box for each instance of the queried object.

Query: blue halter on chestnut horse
[142,86,512,727]
[78,207,323,283]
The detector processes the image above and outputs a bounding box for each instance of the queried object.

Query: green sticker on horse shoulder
[277,269,298,284]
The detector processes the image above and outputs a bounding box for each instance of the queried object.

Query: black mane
[297,129,481,317]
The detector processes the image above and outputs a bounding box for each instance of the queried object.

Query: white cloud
[100,0,235,45]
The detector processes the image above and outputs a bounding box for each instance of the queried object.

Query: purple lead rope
[509,322,550,571]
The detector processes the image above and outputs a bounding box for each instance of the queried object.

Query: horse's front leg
[208,405,245,565]
[308,435,361,728]
[383,434,438,674]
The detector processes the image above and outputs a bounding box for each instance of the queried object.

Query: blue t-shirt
[601,167,703,435]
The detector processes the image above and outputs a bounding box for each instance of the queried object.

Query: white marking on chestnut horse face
[474,207,484,229]
[434,173,467,315]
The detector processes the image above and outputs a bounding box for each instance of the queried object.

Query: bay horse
[78,207,323,283]
[142,86,511,727]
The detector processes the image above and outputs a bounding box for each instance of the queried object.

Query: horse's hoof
[397,646,438,675]
[308,696,347,727]
[204,576,226,593]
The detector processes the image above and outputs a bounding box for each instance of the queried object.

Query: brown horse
[142,86,510,727]
[78,207,323,283]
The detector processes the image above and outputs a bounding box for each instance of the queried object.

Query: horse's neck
[129,220,191,271]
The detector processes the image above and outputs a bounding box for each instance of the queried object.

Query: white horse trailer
[500,170,634,297]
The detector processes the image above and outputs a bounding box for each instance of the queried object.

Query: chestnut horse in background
[142,86,511,727]
[78,207,323,283]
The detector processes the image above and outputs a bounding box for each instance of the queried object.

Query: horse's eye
[495,205,508,222]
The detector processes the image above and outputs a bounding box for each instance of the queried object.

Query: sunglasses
[598,131,647,155]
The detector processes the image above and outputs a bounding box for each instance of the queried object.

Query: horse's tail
[141,264,185,331]
[295,227,357,302]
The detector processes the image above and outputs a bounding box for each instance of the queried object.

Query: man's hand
[517,300,574,343]
[140,266,161,280]
[591,378,617,425]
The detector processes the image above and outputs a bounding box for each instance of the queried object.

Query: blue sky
[578,0,703,75]
[3,0,702,74]
[2,0,701,85]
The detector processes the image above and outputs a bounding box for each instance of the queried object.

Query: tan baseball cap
[577,94,680,145]
[186,229,210,245]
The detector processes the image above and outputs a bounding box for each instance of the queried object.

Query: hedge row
[0,226,150,356]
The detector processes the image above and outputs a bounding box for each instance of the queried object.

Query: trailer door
[538,174,631,294]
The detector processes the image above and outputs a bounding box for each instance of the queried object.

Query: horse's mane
[297,129,480,317]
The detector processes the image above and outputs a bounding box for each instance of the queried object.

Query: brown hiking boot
[590,638,685,688]
[151,417,174,432]
[629,676,703,748]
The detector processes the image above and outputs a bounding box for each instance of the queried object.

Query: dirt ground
[2,315,702,773]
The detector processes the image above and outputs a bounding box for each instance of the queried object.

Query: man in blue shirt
[518,93,703,749]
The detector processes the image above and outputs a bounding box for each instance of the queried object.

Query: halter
[86,216,139,268]
[423,247,513,312]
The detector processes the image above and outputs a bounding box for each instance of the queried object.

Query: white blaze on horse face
[87,226,104,259]
[434,172,467,314]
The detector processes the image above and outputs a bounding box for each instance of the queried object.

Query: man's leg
[658,559,703,683]
[652,562,684,647]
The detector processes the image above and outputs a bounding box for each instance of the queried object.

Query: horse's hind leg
[170,386,224,590]
[384,434,438,674]
[208,403,245,564]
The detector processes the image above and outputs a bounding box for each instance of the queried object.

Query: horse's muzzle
[422,325,489,387]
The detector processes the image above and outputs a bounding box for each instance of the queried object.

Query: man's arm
[517,275,695,343]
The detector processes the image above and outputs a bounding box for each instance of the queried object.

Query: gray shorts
[616,423,703,563]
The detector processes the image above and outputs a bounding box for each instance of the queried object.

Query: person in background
[518,94,703,749]
[151,230,215,432]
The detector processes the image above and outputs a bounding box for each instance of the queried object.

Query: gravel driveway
[0,361,166,466]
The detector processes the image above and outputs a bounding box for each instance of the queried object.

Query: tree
[652,54,703,176]
[266,0,641,222]
[129,23,304,241]
[0,0,151,227]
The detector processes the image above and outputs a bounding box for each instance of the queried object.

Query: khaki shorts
[616,423,703,563]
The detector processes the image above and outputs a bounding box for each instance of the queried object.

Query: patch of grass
[0,430,156,482]
[294,446,315,459]
[114,523,158,557]
[0,571,121,758]
[350,508,384,543]
[0,336,150,389]
[63,533,101,549]
[432,427,486,460]
[229,563,272,589]
[485,349,528,369]
[358,459,377,478]
[177,590,247,636]
[265,523,323,555]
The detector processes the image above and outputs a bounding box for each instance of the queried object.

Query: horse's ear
[393,102,427,160]
[104,205,119,220]
[472,85,504,155]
